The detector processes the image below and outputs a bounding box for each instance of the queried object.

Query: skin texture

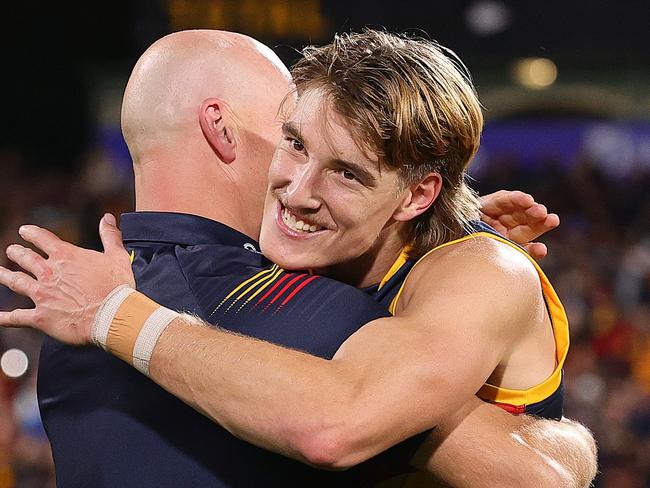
[261,88,440,286]
[0,30,593,487]
[479,190,559,260]
[122,29,294,238]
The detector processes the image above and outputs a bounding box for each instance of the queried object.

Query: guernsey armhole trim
[387,231,570,406]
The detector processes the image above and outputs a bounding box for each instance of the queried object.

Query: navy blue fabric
[38,212,416,488]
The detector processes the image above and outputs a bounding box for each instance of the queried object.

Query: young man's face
[259,88,409,272]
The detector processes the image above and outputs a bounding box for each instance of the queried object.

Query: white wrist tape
[92,285,135,348]
[91,285,179,376]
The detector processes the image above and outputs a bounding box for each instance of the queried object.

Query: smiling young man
[252,32,566,425]
[0,30,596,487]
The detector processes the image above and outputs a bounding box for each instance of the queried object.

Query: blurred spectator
[0,143,132,488]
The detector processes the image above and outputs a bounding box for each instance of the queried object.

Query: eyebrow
[282,121,378,186]
[282,121,303,142]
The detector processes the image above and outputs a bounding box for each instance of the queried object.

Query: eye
[285,137,305,152]
[341,169,357,181]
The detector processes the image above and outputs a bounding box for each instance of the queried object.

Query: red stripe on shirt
[254,273,293,308]
[269,274,308,304]
[281,275,320,306]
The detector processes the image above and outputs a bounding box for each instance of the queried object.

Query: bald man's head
[121,30,292,165]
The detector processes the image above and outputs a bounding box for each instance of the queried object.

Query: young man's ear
[392,173,442,222]
[199,98,237,163]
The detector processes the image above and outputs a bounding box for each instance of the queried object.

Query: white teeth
[281,207,323,233]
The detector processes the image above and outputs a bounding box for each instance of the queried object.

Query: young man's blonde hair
[290,29,484,258]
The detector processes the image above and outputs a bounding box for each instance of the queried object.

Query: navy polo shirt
[38,212,419,487]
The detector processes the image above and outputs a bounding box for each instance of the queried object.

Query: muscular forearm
[149,316,370,467]
[145,311,482,468]
[517,417,597,488]
[411,400,596,488]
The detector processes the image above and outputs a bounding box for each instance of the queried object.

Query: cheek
[260,200,278,245]
[267,149,297,188]
[338,199,397,243]
[330,192,385,232]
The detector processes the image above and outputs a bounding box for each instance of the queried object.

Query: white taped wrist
[92,284,135,349]
[90,285,179,376]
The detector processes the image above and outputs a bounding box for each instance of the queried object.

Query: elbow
[530,418,598,488]
[292,426,366,470]
[525,440,596,488]
[533,459,574,488]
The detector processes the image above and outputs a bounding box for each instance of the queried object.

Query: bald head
[121,30,292,162]
[124,30,294,238]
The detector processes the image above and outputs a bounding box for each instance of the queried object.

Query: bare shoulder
[398,236,542,323]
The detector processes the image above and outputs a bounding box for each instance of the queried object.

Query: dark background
[1,0,648,172]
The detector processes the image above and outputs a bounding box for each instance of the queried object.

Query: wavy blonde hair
[290,29,483,258]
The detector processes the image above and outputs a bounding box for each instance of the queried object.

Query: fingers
[481,190,534,215]
[480,214,502,230]
[524,242,548,261]
[499,205,556,235]
[545,213,560,230]
[18,225,63,258]
[0,266,37,298]
[0,309,38,327]
[495,213,520,230]
[99,214,127,258]
[6,244,48,278]
[523,203,547,221]
[506,191,535,209]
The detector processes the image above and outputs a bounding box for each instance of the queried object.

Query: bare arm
[408,398,597,488]
[0,221,598,488]
[0,223,536,465]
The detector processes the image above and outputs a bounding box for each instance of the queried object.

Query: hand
[0,214,135,345]
[479,190,560,260]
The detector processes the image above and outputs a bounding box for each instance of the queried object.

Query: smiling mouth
[277,202,325,235]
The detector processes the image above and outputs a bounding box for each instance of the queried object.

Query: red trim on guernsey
[269,275,309,304]
[281,275,320,306]
[494,402,526,416]
[254,273,294,308]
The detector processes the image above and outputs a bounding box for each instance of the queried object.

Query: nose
[285,161,321,212]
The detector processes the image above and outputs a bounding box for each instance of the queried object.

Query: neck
[133,157,262,240]
[317,224,408,288]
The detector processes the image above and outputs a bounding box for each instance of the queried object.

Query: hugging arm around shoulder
[113,238,548,467]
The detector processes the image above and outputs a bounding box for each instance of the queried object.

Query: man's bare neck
[316,230,407,288]
[134,163,260,240]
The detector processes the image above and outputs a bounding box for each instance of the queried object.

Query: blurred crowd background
[1,1,648,487]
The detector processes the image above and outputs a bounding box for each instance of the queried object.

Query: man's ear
[199,98,237,163]
[392,172,443,222]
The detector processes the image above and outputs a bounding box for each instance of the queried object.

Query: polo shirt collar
[120,211,259,249]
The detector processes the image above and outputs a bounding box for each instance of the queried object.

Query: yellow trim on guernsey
[212,265,278,313]
[378,247,411,290]
[386,232,569,407]
[233,266,285,312]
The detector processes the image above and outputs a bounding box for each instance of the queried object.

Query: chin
[259,244,304,270]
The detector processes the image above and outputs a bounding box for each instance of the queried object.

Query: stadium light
[465,1,512,36]
[1,348,29,378]
[512,57,558,90]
